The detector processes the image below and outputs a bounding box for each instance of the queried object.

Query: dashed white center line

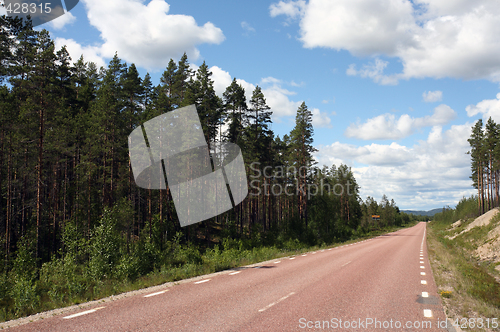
[144,290,168,298]
[63,307,105,319]
[420,266,425,269]
[341,261,352,267]
[194,279,210,284]
[420,261,424,264]
[421,280,427,285]
[229,271,241,275]
[423,309,432,318]
[422,292,429,298]
[421,272,426,275]
[258,292,295,312]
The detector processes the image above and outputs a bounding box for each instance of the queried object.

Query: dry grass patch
[427,225,500,332]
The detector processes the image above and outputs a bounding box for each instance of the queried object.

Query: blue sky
[5,0,500,210]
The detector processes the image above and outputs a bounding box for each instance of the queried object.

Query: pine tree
[244,86,273,230]
[246,85,273,162]
[223,78,247,144]
[468,119,486,214]
[289,102,317,225]
[31,30,57,260]
[485,117,498,209]
[173,53,192,108]
[188,61,222,146]
[87,53,126,210]
[141,72,153,110]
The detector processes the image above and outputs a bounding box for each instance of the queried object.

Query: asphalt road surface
[7,222,451,331]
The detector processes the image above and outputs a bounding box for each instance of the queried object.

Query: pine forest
[0,17,418,319]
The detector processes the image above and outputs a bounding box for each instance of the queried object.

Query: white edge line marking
[194,279,210,284]
[289,257,295,260]
[302,254,307,256]
[144,290,167,298]
[258,292,295,312]
[422,292,429,298]
[229,271,241,275]
[423,309,432,318]
[274,261,281,264]
[63,307,105,319]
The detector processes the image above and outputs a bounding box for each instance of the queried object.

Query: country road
[7,222,451,331]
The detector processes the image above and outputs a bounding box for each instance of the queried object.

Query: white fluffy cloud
[47,10,76,30]
[345,104,456,140]
[210,65,233,97]
[269,0,306,20]
[262,84,301,118]
[422,90,443,103]
[59,0,224,69]
[54,37,106,68]
[311,108,332,128]
[241,21,256,35]
[466,93,500,122]
[346,58,399,85]
[209,68,324,121]
[271,0,500,83]
[315,123,475,209]
[298,0,416,56]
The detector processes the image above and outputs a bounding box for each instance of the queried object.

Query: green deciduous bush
[39,254,87,305]
[0,272,11,321]
[10,277,39,316]
[88,209,121,280]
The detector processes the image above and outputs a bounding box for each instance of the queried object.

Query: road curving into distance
[7,222,450,331]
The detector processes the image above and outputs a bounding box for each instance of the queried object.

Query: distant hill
[401,208,443,217]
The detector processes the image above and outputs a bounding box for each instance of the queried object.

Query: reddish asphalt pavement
[6,222,450,331]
